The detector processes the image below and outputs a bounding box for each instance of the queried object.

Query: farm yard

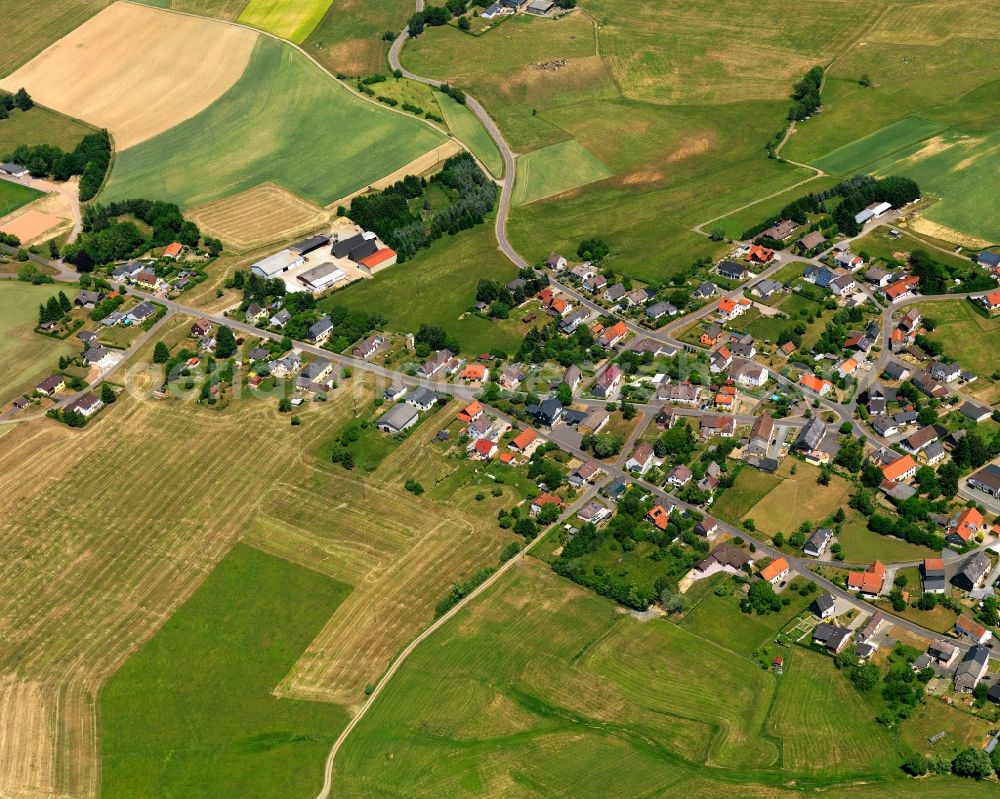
[102,35,449,209]
[238,0,332,43]
[100,543,351,799]
[0,2,258,150]
[0,282,79,405]
[511,139,612,207]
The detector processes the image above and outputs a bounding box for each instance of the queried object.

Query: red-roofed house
[760,557,789,585]
[460,363,488,382]
[471,439,497,460]
[779,341,796,357]
[882,275,919,301]
[881,454,917,483]
[509,427,538,452]
[718,296,751,321]
[837,357,858,378]
[946,507,983,546]
[531,493,565,515]
[458,400,484,423]
[978,290,1000,313]
[598,321,628,349]
[848,561,886,598]
[956,614,992,644]
[646,504,672,530]
[800,373,833,396]
[745,244,775,264]
[163,242,183,259]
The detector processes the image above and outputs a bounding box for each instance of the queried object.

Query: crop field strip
[511,139,612,206]
[238,0,332,43]
[102,34,449,209]
[0,0,111,79]
[0,2,258,150]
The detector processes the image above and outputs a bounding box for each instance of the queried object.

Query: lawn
[512,139,612,207]
[916,298,1000,380]
[100,543,352,799]
[0,180,44,218]
[319,224,524,355]
[102,36,448,209]
[437,93,504,179]
[0,104,96,154]
[710,466,781,525]
[0,282,79,405]
[836,511,937,563]
[811,116,949,176]
[238,0,331,43]
[742,458,852,536]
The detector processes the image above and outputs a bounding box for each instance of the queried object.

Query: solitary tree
[215,325,237,358]
[100,382,116,404]
[152,341,170,364]
[14,87,33,111]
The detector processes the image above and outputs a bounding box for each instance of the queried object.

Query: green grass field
[304,0,414,77]
[0,282,78,405]
[836,511,936,562]
[811,116,949,176]
[437,93,504,179]
[512,139,612,206]
[238,0,330,43]
[712,176,841,239]
[742,459,852,536]
[710,467,781,524]
[915,298,1000,379]
[320,224,524,355]
[101,543,351,799]
[0,179,43,217]
[102,36,448,209]
[0,105,96,154]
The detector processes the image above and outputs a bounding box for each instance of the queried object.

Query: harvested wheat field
[187,182,331,251]
[0,209,63,243]
[0,2,257,149]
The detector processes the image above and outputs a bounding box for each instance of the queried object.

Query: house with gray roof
[377,403,418,434]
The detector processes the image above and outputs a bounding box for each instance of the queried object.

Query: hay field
[0,3,258,150]
[135,0,249,20]
[239,0,331,43]
[0,0,110,79]
[101,543,351,799]
[102,36,449,209]
[512,139,612,206]
[186,182,331,251]
[741,458,851,535]
[0,282,78,405]
[331,558,957,799]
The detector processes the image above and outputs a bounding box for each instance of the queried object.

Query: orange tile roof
[473,439,496,457]
[779,341,795,355]
[746,244,775,263]
[715,393,733,405]
[839,358,858,374]
[984,290,1000,306]
[924,558,944,571]
[499,451,515,464]
[550,297,569,314]
[957,613,987,640]
[458,400,483,422]
[848,561,885,595]
[950,507,983,542]
[603,321,627,339]
[461,364,486,380]
[359,247,396,268]
[534,493,564,508]
[760,557,789,582]
[799,373,831,393]
[719,298,737,313]
[163,242,182,257]
[881,454,916,482]
[511,427,538,450]
[646,504,671,530]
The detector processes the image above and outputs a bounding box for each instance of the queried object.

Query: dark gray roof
[291,234,330,254]
[377,403,417,431]
[407,387,438,406]
[331,232,366,258]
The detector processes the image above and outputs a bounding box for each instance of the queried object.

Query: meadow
[741,458,852,536]
[811,116,948,176]
[100,543,351,799]
[305,0,414,77]
[0,181,44,219]
[712,176,841,240]
[102,36,448,209]
[437,93,504,179]
[0,3,258,150]
[319,224,525,355]
[0,105,96,154]
[238,0,331,43]
[836,511,937,563]
[709,467,780,524]
[331,558,989,798]
[0,282,78,405]
[512,139,612,207]
[915,298,1000,380]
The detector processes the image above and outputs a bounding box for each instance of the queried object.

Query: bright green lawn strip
[836,511,935,563]
[437,93,503,179]
[710,467,781,526]
[100,543,351,799]
[512,139,612,207]
[811,116,948,175]
[318,224,522,355]
[0,179,43,217]
[0,282,78,404]
[102,37,447,209]
[238,0,331,43]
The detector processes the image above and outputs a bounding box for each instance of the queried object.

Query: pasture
[102,36,448,209]
[305,0,414,76]
[238,0,331,43]
[0,282,78,405]
[100,543,351,799]
[186,182,331,251]
[0,3,258,150]
[915,298,1000,380]
[320,224,523,355]
[512,139,612,207]
[0,105,96,154]
[741,458,852,535]
[331,558,967,798]
[0,180,43,218]
[437,93,504,179]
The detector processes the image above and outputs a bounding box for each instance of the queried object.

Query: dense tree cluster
[0,88,32,119]
[347,154,496,261]
[517,321,596,366]
[788,66,823,121]
[4,130,111,200]
[37,290,72,325]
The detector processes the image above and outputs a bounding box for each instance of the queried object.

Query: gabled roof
[760,557,789,582]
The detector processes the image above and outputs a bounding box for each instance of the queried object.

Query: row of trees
[4,130,111,200]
